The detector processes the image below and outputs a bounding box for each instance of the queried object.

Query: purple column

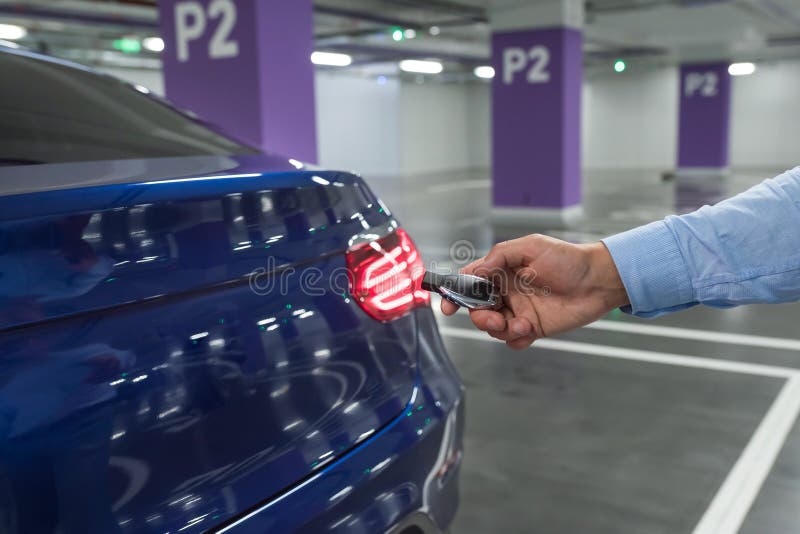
[491,27,582,220]
[677,63,731,170]
[158,0,317,162]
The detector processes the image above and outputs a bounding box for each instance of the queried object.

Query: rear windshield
[0,50,258,166]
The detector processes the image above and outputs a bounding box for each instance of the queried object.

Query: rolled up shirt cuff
[602,220,694,316]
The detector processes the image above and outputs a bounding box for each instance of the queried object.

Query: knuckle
[525,233,544,244]
[489,242,507,255]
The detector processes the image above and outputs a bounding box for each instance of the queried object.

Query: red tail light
[347,228,430,322]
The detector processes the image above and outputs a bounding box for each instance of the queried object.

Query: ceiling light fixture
[143,36,165,52]
[473,65,495,79]
[0,24,27,40]
[399,59,443,74]
[311,51,352,67]
[728,62,755,76]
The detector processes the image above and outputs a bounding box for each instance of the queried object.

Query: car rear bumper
[386,511,446,534]
[214,307,465,534]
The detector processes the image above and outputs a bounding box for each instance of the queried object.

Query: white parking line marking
[587,320,800,352]
[439,326,800,534]
[433,305,800,352]
[693,376,800,534]
[439,327,798,378]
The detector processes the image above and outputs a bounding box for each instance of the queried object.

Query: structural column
[489,0,583,227]
[158,0,318,162]
[677,63,731,174]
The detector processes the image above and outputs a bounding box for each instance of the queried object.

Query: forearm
[603,166,800,317]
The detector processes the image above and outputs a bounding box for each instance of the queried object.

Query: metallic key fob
[421,271,501,310]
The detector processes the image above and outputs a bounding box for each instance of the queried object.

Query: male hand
[440,234,629,349]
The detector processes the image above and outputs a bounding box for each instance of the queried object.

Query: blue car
[0,47,464,533]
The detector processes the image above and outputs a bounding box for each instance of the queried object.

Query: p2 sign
[684,71,718,97]
[677,63,731,168]
[175,0,239,62]
[490,28,583,209]
[502,46,551,85]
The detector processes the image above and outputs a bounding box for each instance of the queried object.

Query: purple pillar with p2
[491,27,582,219]
[677,63,731,170]
[158,0,318,162]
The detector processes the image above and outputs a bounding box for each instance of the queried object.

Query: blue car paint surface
[0,48,464,534]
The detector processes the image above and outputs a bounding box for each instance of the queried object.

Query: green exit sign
[113,38,141,54]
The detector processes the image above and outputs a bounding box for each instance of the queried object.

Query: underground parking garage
[1,0,800,533]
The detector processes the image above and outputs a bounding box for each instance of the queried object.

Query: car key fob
[421,271,501,310]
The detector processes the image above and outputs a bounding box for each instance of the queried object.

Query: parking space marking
[433,306,800,352]
[587,320,800,352]
[693,375,800,534]
[439,327,797,378]
[440,326,800,534]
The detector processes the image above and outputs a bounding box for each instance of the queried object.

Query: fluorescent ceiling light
[0,24,27,40]
[399,59,442,74]
[311,51,352,67]
[143,36,164,52]
[473,65,495,79]
[728,62,755,76]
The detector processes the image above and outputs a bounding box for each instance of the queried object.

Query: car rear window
[0,50,258,166]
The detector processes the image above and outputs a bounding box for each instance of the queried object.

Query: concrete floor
[368,167,800,533]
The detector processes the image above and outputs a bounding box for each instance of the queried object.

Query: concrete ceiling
[0,0,798,74]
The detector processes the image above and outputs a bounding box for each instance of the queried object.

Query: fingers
[440,298,460,316]
[469,310,506,332]
[507,316,533,338]
[506,335,536,350]
[468,310,535,344]
[488,310,537,349]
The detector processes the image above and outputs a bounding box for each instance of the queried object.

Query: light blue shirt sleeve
[602,166,800,318]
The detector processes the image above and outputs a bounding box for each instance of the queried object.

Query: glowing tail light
[346,228,430,322]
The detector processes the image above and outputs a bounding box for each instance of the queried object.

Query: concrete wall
[466,83,492,169]
[584,61,800,171]
[316,73,483,176]
[397,81,472,175]
[471,62,800,171]
[100,59,800,174]
[315,72,401,177]
[583,68,678,170]
[730,60,800,170]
